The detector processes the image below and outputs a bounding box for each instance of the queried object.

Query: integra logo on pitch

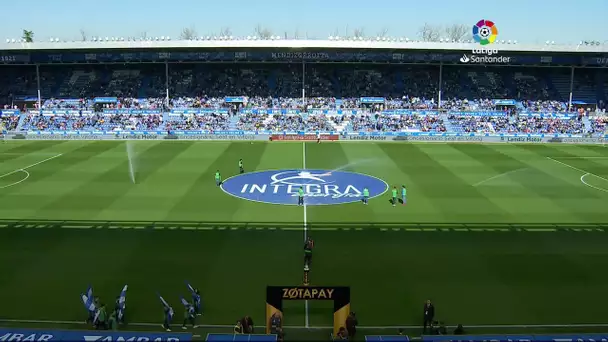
[220,169,388,205]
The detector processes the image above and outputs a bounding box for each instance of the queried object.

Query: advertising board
[0,328,192,342]
[271,134,339,141]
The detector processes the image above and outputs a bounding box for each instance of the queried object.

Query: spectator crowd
[0,63,605,136]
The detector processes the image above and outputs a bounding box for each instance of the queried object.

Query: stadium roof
[1,39,607,53]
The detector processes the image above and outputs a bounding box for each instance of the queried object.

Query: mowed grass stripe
[305,142,357,223]
[0,227,78,301]
[343,143,443,223]
[421,144,498,186]
[0,140,69,167]
[34,142,181,220]
[542,144,608,179]
[94,142,204,221]
[379,144,512,222]
[519,144,608,193]
[486,144,606,223]
[306,141,350,170]
[452,144,578,222]
[165,142,270,222]
[0,142,124,218]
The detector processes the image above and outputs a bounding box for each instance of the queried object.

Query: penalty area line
[547,157,608,194]
[0,153,63,189]
[0,153,63,179]
[3,318,608,330]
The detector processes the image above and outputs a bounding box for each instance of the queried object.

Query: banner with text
[0,328,192,342]
[423,334,608,342]
[271,134,340,141]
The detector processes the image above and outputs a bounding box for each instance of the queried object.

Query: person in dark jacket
[345,312,358,340]
[454,324,465,335]
[270,312,282,334]
[241,316,254,333]
[423,299,435,334]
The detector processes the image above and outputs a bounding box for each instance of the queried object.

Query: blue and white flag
[81,285,95,312]
[117,285,128,321]
[180,297,190,307]
[181,297,195,318]
[185,282,201,307]
[157,293,174,319]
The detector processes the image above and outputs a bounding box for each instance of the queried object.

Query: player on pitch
[401,185,407,205]
[239,159,244,174]
[362,187,369,205]
[391,186,398,207]
[298,186,304,206]
[215,170,221,186]
[304,236,314,267]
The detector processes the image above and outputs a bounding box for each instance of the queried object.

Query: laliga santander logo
[221,169,388,206]
[473,19,498,46]
[460,19,510,64]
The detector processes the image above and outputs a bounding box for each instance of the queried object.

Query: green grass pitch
[1,140,608,339]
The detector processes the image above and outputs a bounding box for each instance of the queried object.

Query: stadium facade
[1,39,608,106]
[0,39,607,141]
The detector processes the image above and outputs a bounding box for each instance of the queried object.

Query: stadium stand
[0,39,606,136]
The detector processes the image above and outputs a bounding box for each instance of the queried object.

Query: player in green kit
[298,186,304,206]
[362,187,369,205]
[215,170,221,186]
[401,185,407,205]
[239,159,244,174]
[391,186,397,207]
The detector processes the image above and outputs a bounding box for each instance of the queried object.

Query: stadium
[0,19,608,342]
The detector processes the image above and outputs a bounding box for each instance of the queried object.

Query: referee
[304,236,314,267]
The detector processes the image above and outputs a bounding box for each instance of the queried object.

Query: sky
[2,0,607,44]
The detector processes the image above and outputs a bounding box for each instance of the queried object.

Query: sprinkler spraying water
[126,141,137,184]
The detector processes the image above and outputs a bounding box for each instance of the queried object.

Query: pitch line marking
[472,168,527,187]
[3,318,608,330]
[553,156,608,159]
[0,152,62,156]
[547,157,608,194]
[581,173,608,193]
[0,169,29,189]
[302,141,309,329]
[0,153,62,189]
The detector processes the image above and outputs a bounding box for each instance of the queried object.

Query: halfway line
[302,141,309,329]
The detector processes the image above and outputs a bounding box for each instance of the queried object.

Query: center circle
[220,169,389,206]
